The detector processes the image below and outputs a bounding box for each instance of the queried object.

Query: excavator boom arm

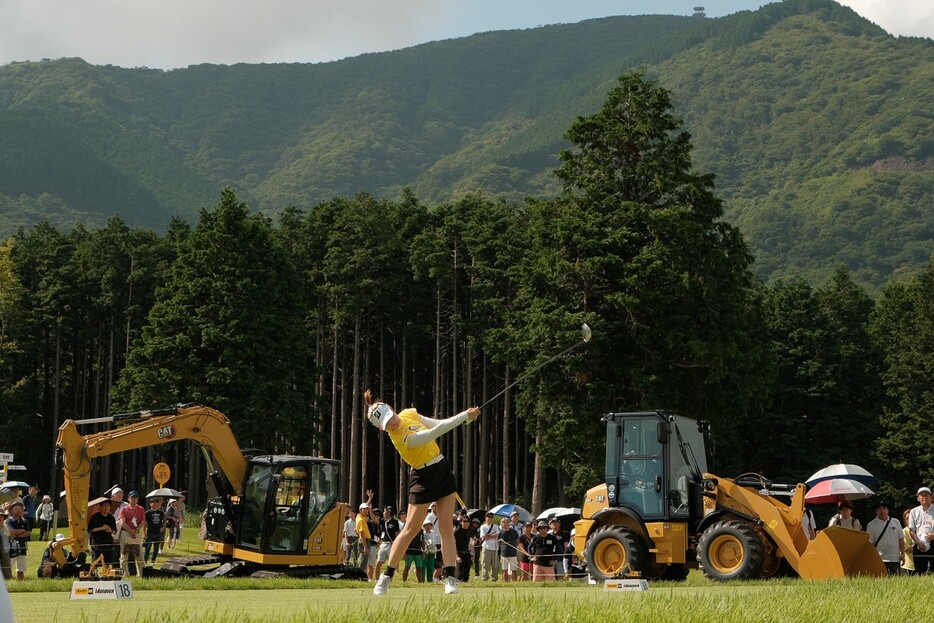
[54,405,248,565]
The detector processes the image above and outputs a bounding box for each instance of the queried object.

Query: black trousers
[913,545,932,574]
[457,550,472,581]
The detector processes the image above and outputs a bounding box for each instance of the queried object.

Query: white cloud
[0,0,451,68]
[837,0,934,39]
[0,0,929,69]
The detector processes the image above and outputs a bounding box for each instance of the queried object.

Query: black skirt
[408,456,458,505]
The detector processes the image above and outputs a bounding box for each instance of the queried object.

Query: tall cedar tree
[873,257,934,503]
[113,190,311,452]
[510,72,772,495]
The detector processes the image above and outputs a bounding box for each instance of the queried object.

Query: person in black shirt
[499,516,520,582]
[402,526,425,582]
[374,507,401,578]
[453,516,474,581]
[88,499,118,565]
[143,497,166,566]
[37,534,82,578]
[366,508,380,576]
[548,517,569,578]
[517,522,534,581]
[529,520,561,581]
[4,500,30,581]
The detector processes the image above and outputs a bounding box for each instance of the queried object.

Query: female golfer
[364,389,480,595]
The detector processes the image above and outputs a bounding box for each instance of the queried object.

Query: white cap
[54,533,66,542]
[919,487,932,495]
[112,487,123,494]
[366,402,396,431]
[359,503,369,510]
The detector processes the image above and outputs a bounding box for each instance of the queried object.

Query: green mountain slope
[0,0,930,289]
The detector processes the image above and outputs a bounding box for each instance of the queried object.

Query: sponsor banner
[70,581,134,600]
[603,578,650,592]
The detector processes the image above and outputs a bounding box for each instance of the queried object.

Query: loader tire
[584,525,648,581]
[697,520,765,581]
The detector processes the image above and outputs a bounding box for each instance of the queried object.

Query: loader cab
[604,412,708,522]
[237,456,340,555]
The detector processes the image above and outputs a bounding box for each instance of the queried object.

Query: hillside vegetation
[0,0,931,289]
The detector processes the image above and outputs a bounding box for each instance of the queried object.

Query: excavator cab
[236,456,340,555]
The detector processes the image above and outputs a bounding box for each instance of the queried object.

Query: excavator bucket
[797,526,886,579]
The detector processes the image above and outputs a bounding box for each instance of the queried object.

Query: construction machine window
[269,466,307,552]
[304,463,339,541]
[616,417,665,518]
[668,416,708,517]
[239,463,274,549]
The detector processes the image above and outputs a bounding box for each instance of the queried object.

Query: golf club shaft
[478,339,586,410]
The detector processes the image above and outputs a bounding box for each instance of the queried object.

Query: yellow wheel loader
[52,404,366,580]
[573,411,885,581]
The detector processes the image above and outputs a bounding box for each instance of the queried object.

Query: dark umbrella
[465,508,486,522]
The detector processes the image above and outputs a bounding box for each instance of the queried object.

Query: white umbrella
[537,507,570,520]
[805,478,875,504]
[146,487,182,499]
[0,481,30,492]
[805,464,876,487]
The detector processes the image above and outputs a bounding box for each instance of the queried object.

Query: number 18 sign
[71,581,134,600]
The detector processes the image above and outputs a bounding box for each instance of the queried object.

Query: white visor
[367,402,395,430]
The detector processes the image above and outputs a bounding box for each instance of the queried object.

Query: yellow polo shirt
[388,408,441,468]
[355,513,370,540]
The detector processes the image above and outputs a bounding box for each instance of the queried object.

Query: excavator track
[154,556,367,580]
[250,565,368,580]
[157,554,226,576]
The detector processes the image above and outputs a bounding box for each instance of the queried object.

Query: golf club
[478,322,592,410]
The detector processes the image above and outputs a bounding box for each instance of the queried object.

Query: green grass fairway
[7,577,930,623]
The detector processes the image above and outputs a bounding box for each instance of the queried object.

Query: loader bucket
[797,526,886,579]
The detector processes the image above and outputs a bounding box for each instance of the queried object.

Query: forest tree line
[0,73,931,515]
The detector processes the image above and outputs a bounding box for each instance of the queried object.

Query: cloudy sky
[1,0,931,69]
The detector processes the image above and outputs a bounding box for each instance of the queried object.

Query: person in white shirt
[342,507,359,565]
[37,495,55,541]
[866,500,905,575]
[479,512,500,581]
[828,500,861,530]
[803,507,817,540]
[422,520,441,582]
[908,486,934,574]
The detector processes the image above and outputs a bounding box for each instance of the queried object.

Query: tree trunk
[331,316,339,462]
[49,327,61,526]
[501,365,512,504]
[349,308,362,507]
[434,287,441,418]
[398,333,408,510]
[531,417,545,516]
[477,358,489,507]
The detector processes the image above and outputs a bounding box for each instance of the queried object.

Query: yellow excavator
[574,411,886,581]
[51,404,365,579]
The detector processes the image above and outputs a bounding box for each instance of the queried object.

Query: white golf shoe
[443,576,459,594]
[373,574,391,596]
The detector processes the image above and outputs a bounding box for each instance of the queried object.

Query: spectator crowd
[1,483,187,580]
[341,492,577,583]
